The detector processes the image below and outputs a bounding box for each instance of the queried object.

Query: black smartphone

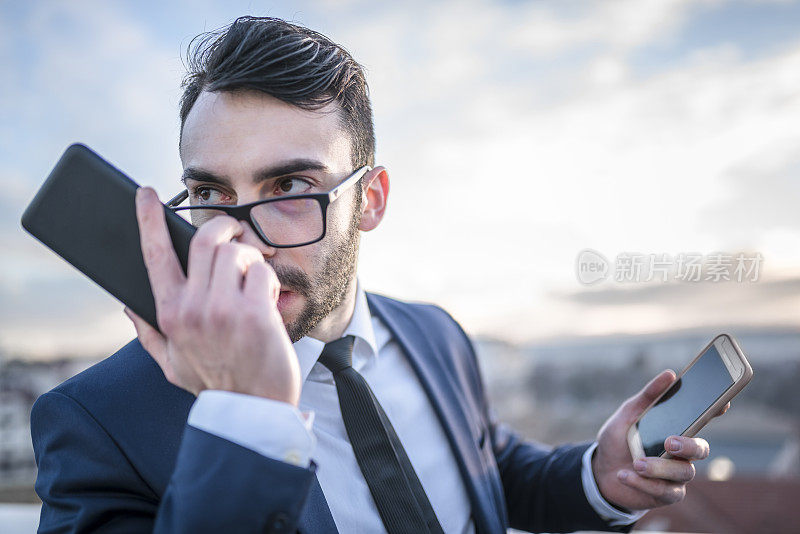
[20,143,196,332]
[627,333,753,459]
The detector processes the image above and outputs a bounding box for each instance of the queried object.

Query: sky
[2,0,800,358]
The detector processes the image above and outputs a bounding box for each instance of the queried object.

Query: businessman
[31,16,720,533]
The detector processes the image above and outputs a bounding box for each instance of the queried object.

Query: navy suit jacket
[31,293,627,533]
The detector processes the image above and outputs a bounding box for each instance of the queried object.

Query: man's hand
[592,370,729,511]
[123,186,301,405]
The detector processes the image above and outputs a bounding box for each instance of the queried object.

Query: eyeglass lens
[176,197,324,246]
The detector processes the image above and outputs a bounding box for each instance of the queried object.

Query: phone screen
[636,343,734,457]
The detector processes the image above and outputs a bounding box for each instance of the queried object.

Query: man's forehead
[180,90,352,174]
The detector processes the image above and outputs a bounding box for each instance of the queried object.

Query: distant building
[0,357,98,500]
[638,477,800,533]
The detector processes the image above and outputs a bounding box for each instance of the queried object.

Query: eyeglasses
[166,165,371,248]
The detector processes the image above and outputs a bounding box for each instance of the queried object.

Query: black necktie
[319,336,445,534]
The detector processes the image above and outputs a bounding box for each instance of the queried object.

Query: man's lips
[277,290,296,312]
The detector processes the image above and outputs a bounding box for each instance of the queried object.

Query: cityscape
[2,326,798,532]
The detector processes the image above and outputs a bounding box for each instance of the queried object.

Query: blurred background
[2,0,799,532]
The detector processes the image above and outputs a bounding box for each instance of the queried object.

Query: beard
[269,201,361,342]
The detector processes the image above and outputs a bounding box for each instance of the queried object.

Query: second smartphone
[627,333,753,460]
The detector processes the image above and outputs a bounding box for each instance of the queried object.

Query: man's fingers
[208,242,264,296]
[717,402,731,417]
[624,369,677,420]
[664,436,710,461]
[632,457,696,483]
[136,187,185,305]
[186,216,245,292]
[243,261,280,304]
[617,470,686,505]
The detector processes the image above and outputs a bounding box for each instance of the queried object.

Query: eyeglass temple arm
[328,166,371,202]
[165,189,189,208]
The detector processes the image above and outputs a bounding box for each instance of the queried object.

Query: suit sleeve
[31,390,316,534]
[490,418,631,532]
[439,308,633,533]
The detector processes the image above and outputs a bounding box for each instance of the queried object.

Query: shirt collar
[292,280,378,383]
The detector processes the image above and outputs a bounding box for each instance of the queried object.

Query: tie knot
[318,335,355,374]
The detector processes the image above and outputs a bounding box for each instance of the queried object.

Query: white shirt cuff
[581,442,648,526]
[188,390,315,467]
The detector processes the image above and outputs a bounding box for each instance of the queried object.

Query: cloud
[700,148,800,245]
[502,0,704,57]
[4,0,800,355]
[460,272,800,344]
[0,269,135,359]
[349,1,800,342]
[1,0,184,189]
[557,276,800,306]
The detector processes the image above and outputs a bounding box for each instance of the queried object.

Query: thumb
[624,369,676,420]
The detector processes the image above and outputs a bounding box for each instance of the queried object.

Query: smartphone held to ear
[627,333,753,460]
[20,143,196,332]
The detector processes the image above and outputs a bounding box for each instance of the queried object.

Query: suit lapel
[367,294,505,534]
[297,473,338,533]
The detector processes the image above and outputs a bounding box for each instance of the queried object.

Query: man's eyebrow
[181,159,332,187]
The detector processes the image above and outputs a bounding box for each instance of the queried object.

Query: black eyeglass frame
[165,165,372,248]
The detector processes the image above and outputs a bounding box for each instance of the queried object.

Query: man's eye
[192,186,227,203]
[275,177,312,195]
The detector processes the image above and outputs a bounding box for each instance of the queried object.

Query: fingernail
[618,470,629,481]
[634,459,647,472]
[668,438,681,452]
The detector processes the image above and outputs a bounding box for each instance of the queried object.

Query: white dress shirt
[188,283,645,531]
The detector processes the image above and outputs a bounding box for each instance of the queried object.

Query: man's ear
[359,166,389,232]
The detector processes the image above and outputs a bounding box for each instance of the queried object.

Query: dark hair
[179,16,375,169]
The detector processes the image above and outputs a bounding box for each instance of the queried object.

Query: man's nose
[233,219,277,258]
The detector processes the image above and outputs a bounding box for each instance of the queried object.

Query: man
[31,16,717,533]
